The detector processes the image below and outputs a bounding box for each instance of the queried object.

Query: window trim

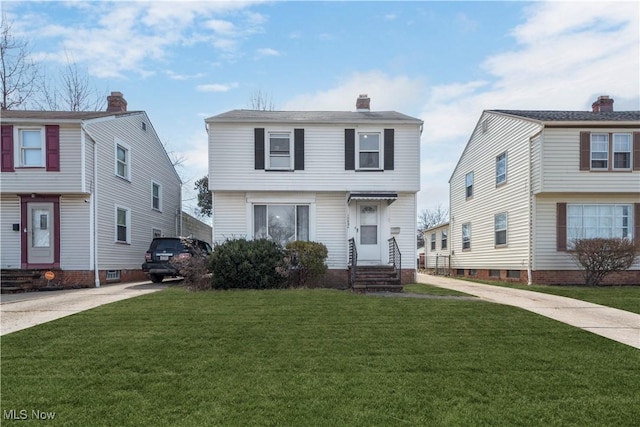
[430,233,436,251]
[441,230,448,250]
[151,181,162,212]
[115,139,131,181]
[15,127,45,168]
[590,133,610,170]
[114,205,131,244]
[462,223,471,251]
[253,203,311,245]
[152,228,162,238]
[612,133,632,170]
[465,171,474,199]
[566,203,633,248]
[494,212,508,247]
[495,151,507,186]
[356,131,383,171]
[266,130,293,171]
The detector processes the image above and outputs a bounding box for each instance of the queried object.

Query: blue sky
[4,0,639,219]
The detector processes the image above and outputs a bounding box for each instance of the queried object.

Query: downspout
[82,122,100,288]
[527,127,543,285]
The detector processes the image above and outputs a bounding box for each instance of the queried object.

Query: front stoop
[351,265,402,293]
[1,270,44,293]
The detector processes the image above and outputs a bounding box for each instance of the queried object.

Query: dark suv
[142,237,212,283]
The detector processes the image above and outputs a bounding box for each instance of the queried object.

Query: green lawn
[463,279,640,314]
[2,288,639,426]
[404,282,471,297]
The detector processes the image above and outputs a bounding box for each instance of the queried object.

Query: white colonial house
[206,95,423,289]
[0,92,182,290]
[449,95,640,285]
[423,222,450,275]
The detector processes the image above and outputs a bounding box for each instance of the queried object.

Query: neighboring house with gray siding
[207,95,423,289]
[181,211,212,244]
[0,92,182,289]
[449,96,640,285]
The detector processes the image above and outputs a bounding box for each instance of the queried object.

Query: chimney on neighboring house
[591,95,614,112]
[106,91,127,112]
[356,94,370,112]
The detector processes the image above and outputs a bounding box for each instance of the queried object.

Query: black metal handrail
[348,238,357,286]
[388,237,401,279]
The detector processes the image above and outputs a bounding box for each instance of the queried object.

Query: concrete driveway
[417,273,640,349]
[1,280,171,336]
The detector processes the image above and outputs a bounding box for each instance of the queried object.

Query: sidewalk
[417,273,640,349]
[1,280,170,336]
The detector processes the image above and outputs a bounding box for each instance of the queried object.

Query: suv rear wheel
[150,274,164,283]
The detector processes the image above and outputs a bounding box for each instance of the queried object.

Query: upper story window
[581,132,637,171]
[152,181,162,211]
[613,134,631,169]
[495,212,507,246]
[268,132,292,170]
[462,223,471,250]
[441,230,447,249]
[115,139,131,180]
[358,132,382,170]
[590,134,609,169]
[19,128,45,167]
[496,152,507,185]
[465,172,474,199]
[430,233,436,251]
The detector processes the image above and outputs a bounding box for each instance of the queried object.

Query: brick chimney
[106,91,127,112]
[356,94,370,112]
[591,95,613,112]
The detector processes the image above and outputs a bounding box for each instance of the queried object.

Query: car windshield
[153,240,183,252]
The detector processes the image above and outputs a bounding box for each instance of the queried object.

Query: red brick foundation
[34,269,148,289]
[448,268,639,286]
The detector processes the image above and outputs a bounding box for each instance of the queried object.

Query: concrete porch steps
[352,265,402,293]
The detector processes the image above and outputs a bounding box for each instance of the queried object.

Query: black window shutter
[294,128,304,170]
[345,129,355,170]
[384,128,394,170]
[633,132,640,171]
[254,128,265,170]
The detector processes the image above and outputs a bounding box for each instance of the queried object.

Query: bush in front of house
[285,241,328,287]
[210,238,288,289]
[569,237,638,286]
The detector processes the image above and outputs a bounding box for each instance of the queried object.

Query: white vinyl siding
[1,125,84,193]
[315,193,347,269]
[209,124,420,193]
[212,192,248,243]
[450,112,538,271]
[0,196,21,268]
[534,194,640,271]
[541,128,640,193]
[423,223,450,269]
[59,196,91,270]
[387,193,417,270]
[85,114,181,270]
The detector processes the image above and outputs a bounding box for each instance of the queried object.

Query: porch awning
[348,192,398,205]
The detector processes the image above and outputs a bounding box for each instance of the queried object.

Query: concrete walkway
[417,273,640,349]
[1,280,170,336]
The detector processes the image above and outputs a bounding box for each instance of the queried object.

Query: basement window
[106,270,121,281]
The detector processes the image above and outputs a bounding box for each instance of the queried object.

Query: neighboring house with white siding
[449,95,640,285]
[206,95,423,289]
[423,222,450,275]
[0,92,182,289]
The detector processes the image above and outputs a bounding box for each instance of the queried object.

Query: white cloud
[283,70,427,111]
[196,83,239,93]
[256,48,281,57]
[166,70,205,81]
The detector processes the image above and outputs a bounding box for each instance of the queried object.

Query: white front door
[27,202,54,265]
[356,202,381,264]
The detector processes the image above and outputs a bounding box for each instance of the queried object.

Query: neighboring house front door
[356,202,381,264]
[27,202,54,265]
[20,195,60,269]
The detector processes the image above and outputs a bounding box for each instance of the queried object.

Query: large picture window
[567,204,632,247]
[254,204,309,246]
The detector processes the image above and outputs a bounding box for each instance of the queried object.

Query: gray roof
[206,109,423,124]
[0,110,142,121]
[490,110,640,122]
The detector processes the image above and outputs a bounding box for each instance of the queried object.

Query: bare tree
[36,54,106,111]
[248,89,275,111]
[0,14,39,110]
[418,204,450,231]
[569,238,638,286]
